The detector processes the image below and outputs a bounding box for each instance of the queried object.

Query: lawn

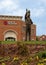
[0,41,46,44]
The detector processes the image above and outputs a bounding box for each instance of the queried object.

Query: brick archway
[4,30,17,41]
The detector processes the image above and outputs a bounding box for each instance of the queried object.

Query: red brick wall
[0,18,36,41]
[0,20,23,41]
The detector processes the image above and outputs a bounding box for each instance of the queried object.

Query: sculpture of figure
[25,9,33,24]
[25,9,33,41]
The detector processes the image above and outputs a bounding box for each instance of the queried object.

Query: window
[5,37,15,41]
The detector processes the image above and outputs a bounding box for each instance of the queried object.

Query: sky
[0,0,46,36]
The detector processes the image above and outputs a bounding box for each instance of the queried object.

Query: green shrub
[37,53,42,59]
[17,44,29,56]
[37,51,46,59]
[42,53,46,59]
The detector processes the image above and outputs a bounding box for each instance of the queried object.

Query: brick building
[39,35,46,41]
[0,15,36,41]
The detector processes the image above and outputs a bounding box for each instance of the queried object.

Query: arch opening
[4,30,17,41]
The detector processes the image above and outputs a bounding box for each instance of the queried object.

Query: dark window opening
[5,37,15,41]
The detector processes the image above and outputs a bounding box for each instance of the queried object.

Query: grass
[24,41,46,44]
[0,41,46,44]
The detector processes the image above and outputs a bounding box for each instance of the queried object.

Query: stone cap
[0,15,23,20]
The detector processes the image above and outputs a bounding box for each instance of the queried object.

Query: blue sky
[0,0,46,36]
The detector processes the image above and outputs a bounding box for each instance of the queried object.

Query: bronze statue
[25,9,33,41]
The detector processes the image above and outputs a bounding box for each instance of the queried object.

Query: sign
[4,21,17,25]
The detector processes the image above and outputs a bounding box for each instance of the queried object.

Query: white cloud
[0,0,19,10]
[40,0,46,3]
[31,8,45,18]
[37,0,46,6]
[0,0,26,18]
[14,9,25,16]
[0,0,45,19]
[35,0,46,4]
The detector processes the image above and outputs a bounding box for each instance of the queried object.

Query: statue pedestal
[31,24,36,41]
[26,24,36,41]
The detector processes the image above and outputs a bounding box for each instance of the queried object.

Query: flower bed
[0,42,46,65]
